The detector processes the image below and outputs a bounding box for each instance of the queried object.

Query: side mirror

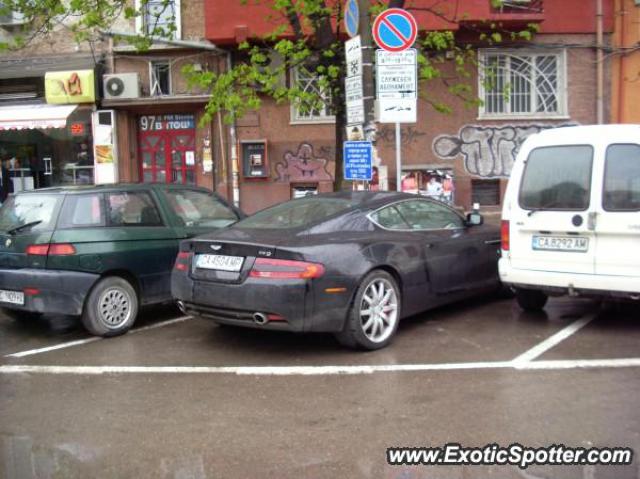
[466,212,484,226]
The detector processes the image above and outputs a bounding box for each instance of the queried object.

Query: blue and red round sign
[372,8,418,52]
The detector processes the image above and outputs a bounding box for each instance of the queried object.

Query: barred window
[479,50,566,118]
[290,65,335,124]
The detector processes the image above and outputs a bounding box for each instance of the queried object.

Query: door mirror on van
[466,212,484,227]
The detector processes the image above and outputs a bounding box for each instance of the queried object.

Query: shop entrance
[138,114,196,185]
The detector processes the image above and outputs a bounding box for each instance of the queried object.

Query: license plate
[532,235,589,252]
[0,289,24,305]
[195,254,244,272]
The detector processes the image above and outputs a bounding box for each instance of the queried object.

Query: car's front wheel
[82,277,138,337]
[335,270,401,350]
[515,288,548,312]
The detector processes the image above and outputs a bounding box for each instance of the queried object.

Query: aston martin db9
[171,192,501,350]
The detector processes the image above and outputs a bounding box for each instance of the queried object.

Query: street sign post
[372,8,418,52]
[344,0,359,38]
[372,9,419,191]
[344,141,373,181]
[345,35,364,126]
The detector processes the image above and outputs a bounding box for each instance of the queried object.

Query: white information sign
[345,36,365,125]
[345,36,363,78]
[375,48,417,123]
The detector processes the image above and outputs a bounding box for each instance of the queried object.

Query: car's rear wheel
[335,270,401,350]
[515,288,548,312]
[82,277,138,337]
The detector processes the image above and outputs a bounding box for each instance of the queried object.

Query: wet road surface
[1,297,639,478]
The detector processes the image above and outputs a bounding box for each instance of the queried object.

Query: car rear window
[0,194,62,233]
[236,197,356,229]
[603,144,640,211]
[58,194,105,228]
[165,189,238,228]
[519,145,593,211]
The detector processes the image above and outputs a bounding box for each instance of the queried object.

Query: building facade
[0,0,616,215]
[205,0,614,213]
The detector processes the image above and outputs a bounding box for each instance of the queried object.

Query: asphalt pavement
[1,296,639,478]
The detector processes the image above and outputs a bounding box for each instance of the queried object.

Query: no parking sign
[372,8,418,52]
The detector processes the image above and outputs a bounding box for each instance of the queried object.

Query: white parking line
[1,358,640,376]
[4,316,192,359]
[511,316,595,366]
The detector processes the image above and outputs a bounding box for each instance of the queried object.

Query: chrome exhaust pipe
[253,312,268,325]
[176,301,187,315]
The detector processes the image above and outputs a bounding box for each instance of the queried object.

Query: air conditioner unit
[103,73,140,100]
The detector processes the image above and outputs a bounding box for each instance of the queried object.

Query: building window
[290,65,335,124]
[472,179,501,206]
[150,61,171,96]
[135,0,181,40]
[479,50,566,119]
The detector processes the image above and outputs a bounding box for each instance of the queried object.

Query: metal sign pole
[395,122,402,192]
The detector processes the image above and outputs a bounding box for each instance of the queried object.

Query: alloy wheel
[98,287,132,329]
[359,278,399,343]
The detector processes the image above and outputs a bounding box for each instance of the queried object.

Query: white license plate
[195,254,244,272]
[532,235,589,252]
[0,289,24,305]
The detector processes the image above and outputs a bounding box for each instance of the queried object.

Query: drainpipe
[596,0,604,124]
[616,0,626,123]
[226,53,240,208]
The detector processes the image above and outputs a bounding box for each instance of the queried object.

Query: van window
[519,145,593,211]
[58,194,105,228]
[603,144,640,211]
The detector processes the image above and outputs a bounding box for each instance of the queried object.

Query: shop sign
[69,122,86,137]
[139,114,195,132]
[45,70,96,104]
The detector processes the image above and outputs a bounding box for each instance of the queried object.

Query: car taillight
[250,258,325,279]
[26,243,76,256]
[174,251,192,272]
[25,244,49,255]
[501,220,510,251]
[49,243,76,255]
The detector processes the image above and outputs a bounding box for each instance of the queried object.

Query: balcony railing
[491,0,544,14]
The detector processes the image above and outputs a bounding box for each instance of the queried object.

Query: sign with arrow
[376,48,417,123]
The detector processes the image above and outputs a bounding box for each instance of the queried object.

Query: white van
[499,124,640,310]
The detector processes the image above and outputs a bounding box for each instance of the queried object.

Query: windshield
[165,189,238,228]
[0,194,62,233]
[236,197,356,230]
[519,145,593,211]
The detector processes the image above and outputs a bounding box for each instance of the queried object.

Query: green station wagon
[0,184,242,336]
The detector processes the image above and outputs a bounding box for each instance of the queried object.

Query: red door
[138,114,196,185]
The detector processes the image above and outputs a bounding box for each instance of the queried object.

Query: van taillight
[26,243,76,256]
[250,258,325,279]
[174,251,192,271]
[501,220,510,251]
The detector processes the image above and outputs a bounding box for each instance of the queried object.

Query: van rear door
[594,143,640,277]
[510,144,596,274]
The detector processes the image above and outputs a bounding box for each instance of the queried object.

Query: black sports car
[171,192,501,350]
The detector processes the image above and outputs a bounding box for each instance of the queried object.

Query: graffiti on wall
[275,143,334,182]
[378,125,426,146]
[432,123,577,178]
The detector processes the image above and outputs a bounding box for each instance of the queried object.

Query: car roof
[298,190,444,211]
[12,183,214,195]
[528,124,640,147]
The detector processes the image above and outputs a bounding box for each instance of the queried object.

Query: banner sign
[139,114,195,132]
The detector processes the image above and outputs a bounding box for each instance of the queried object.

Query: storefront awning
[0,104,78,131]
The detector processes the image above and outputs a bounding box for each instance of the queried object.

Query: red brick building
[202,0,614,213]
